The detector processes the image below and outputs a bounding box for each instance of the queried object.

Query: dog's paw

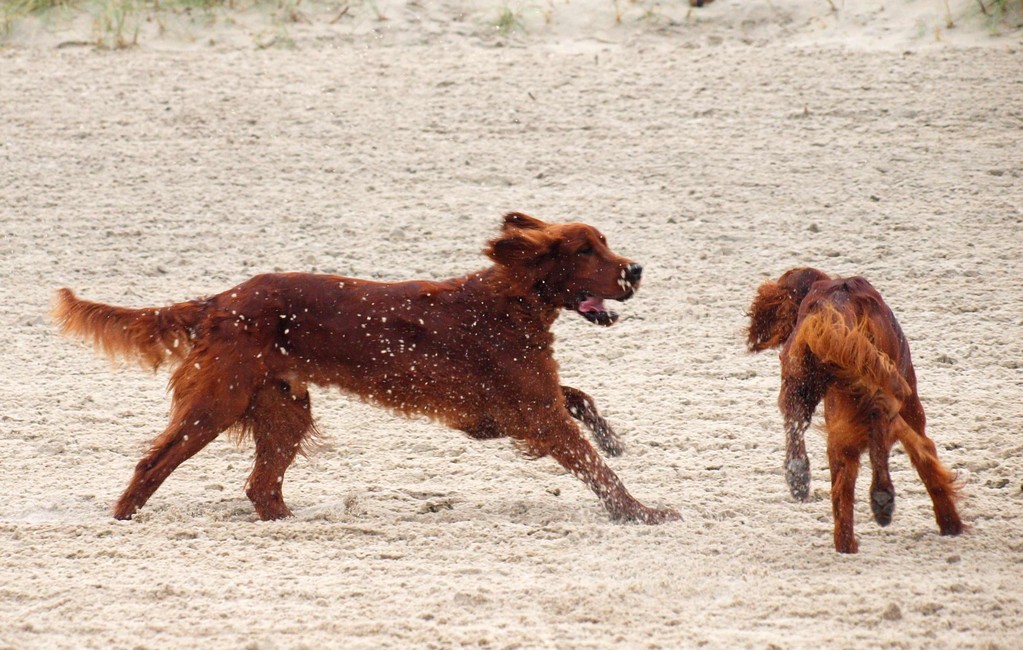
[638,506,682,524]
[612,505,682,525]
[786,458,811,501]
[835,536,859,554]
[939,513,965,536]
[870,488,895,526]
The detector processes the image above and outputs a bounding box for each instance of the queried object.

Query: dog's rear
[748,269,963,552]
[788,293,912,415]
[54,288,206,371]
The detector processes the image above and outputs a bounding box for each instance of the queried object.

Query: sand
[1,1,1022,648]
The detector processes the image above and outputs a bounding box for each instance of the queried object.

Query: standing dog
[746,267,963,552]
[55,212,679,524]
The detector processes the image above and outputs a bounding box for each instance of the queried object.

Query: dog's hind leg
[561,385,623,457]
[867,413,896,527]
[824,393,868,552]
[113,348,262,520]
[242,379,317,520]
[827,442,862,553]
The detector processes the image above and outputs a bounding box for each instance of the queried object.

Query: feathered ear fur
[746,281,801,352]
[501,212,547,232]
[486,226,554,269]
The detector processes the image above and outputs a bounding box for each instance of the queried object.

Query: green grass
[3,0,72,14]
[1,0,70,35]
[493,3,524,35]
[94,0,140,47]
[975,0,1023,31]
[3,0,1020,47]
[0,0,284,47]
[0,0,247,44]
[0,0,345,43]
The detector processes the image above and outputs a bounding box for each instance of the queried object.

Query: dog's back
[786,276,914,411]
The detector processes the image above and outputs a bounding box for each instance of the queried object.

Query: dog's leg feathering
[241,380,318,520]
[561,385,624,457]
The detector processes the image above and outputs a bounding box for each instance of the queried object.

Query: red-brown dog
[55,212,679,524]
[747,268,963,552]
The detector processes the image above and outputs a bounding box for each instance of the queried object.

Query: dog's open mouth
[574,293,621,327]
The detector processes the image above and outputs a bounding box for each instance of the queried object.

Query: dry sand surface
[2,1,1022,648]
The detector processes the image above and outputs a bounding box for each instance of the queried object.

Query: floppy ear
[746,281,801,352]
[486,227,554,269]
[502,212,547,231]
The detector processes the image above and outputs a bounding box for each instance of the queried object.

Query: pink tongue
[578,296,606,313]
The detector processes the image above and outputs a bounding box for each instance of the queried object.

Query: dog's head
[746,267,831,352]
[486,212,642,326]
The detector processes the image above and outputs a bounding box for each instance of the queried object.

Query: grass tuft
[975,0,1023,32]
[494,3,524,35]
[1,0,70,34]
[94,0,141,48]
[0,0,281,46]
[3,0,1020,47]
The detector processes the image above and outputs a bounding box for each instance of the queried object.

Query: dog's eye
[578,245,594,256]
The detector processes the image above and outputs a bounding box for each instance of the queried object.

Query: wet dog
[747,267,963,552]
[55,212,679,524]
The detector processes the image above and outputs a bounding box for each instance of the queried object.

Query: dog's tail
[53,288,207,371]
[790,303,911,406]
[889,413,964,528]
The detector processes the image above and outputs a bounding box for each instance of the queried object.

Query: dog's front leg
[561,385,623,457]
[534,418,678,524]
[778,372,823,502]
[783,420,812,502]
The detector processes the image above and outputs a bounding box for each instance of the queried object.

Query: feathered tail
[789,303,911,406]
[53,288,206,371]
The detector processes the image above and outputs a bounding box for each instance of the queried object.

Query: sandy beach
[1,1,1022,648]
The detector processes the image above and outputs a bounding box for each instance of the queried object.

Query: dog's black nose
[625,263,643,284]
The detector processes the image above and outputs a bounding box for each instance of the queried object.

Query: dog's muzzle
[617,263,643,298]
